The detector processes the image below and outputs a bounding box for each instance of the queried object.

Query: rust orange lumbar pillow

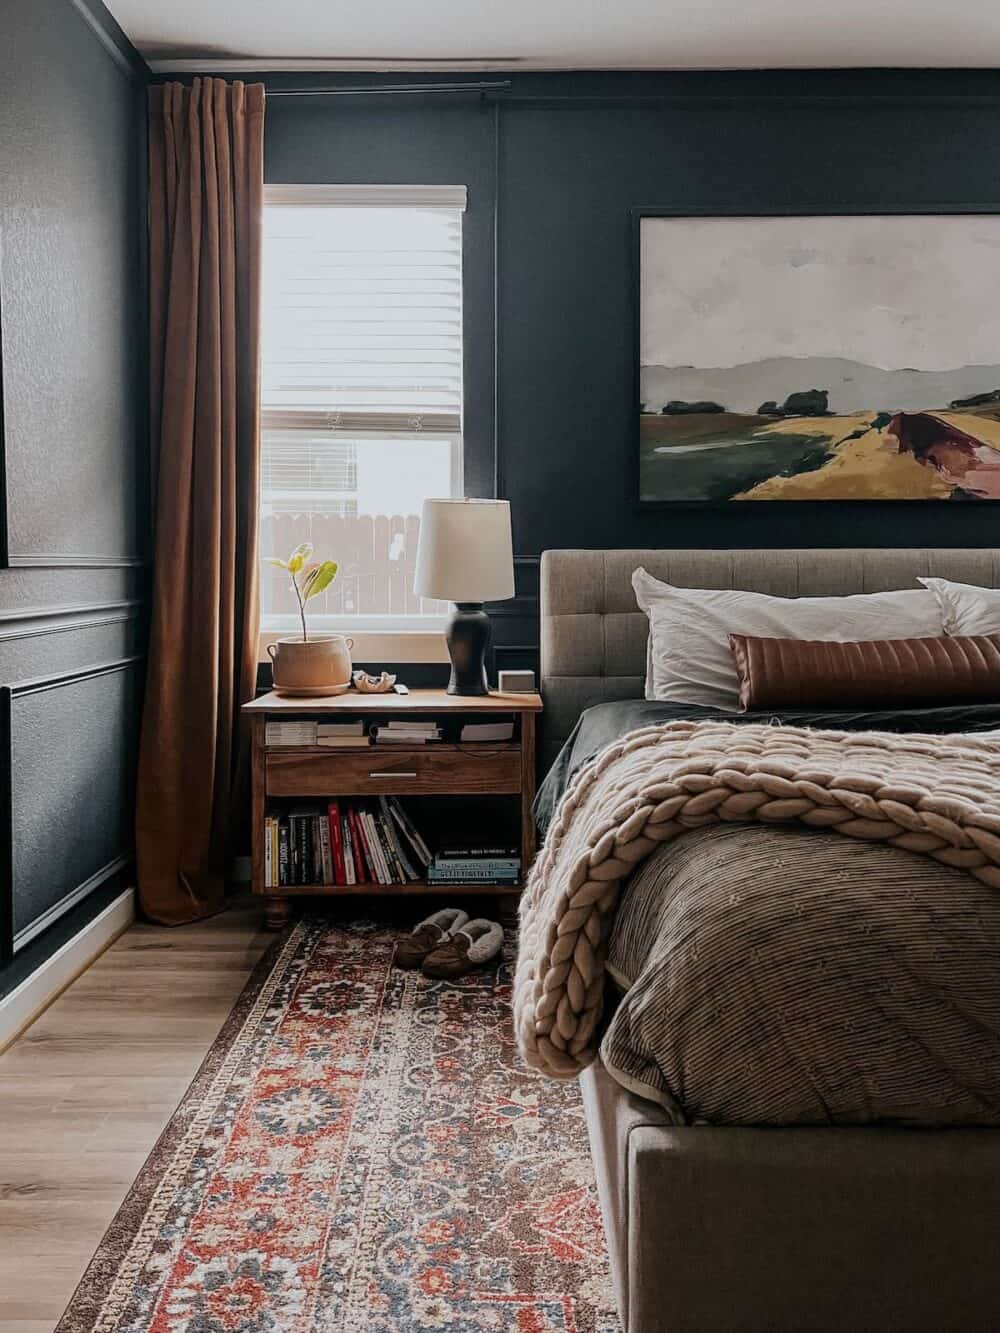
[729,631,1000,711]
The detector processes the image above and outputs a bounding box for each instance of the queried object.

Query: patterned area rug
[58,918,619,1332]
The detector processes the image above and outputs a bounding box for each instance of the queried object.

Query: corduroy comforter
[514,720,1000,1124]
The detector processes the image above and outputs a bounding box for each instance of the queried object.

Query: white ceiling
[104,0,1000,72]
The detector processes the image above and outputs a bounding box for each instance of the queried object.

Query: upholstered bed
[537,548,1000,1333]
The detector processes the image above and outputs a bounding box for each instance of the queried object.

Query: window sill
[257,628,448,665]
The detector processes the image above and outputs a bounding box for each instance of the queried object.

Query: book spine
[297,814,314,885]
[264,816,273,888]
[319,817,334,884]
[365,809,389,885]
[363,810,390,884]
[349,804,369,882]
[278,820,290,887]
[301,814,312,885]
[429,857,521,875]
[312,814,320,883]
[426,874,520,885]
[427,871,521,884]
[373,811,402,883]
[370,805,397,879]
[288,815,301,885]
[432,858,521,873]
[347,806,369,883]
[373,805,394,879]
[437,851,518,860]
[341,814,356,885]
[306,816,318,884]
[328,802,345,884]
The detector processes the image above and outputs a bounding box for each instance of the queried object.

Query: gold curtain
[137,78,265,924]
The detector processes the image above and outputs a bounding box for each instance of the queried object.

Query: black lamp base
[445,602,491,696]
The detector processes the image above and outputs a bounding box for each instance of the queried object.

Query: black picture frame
[631,205,1000,509]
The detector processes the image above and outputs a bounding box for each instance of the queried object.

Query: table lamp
[413,499,515,695]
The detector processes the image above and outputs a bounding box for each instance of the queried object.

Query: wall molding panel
[1,654,142,963]
[4,653,144,700]
[0,598,144,642]
[3,552,146,569]
[13,853,130,951]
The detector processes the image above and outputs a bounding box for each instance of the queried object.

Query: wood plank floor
[0,897,271,1332]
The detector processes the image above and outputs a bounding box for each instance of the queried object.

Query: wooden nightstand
[243,688,543,929]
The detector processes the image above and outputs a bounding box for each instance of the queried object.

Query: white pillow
[919,578,1000,637]
[633,567,945,710]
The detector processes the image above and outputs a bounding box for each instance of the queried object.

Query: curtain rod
[266,80,511,98]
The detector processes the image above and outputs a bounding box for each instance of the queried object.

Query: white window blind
[261,184,466,437]
[260,185,466,632]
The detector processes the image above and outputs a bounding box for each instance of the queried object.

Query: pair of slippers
[396,908,505,978]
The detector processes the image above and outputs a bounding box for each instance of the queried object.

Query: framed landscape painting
[636,212,1000,504]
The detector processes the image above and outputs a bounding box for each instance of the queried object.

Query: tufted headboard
[539,547,1000,771]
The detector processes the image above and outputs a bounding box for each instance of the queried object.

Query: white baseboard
[0,888,136,1052]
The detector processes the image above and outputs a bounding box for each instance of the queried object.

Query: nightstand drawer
[266,745,522,797]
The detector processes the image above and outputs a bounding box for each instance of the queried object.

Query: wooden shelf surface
[260,882,522,897]
[244,687,542,715]
[263,743,521,756]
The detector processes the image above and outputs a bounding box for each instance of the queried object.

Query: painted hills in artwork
[639,357,1000,501]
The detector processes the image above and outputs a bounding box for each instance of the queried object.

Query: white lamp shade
[413,499,515,603]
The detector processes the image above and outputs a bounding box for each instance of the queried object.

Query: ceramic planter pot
[266,634,354,697]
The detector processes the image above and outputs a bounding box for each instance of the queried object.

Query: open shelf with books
[243,687,543,928]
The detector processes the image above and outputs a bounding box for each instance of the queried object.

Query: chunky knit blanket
[514,721,1000,1078]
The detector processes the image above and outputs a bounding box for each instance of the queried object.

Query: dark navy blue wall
[262,70,1000,676]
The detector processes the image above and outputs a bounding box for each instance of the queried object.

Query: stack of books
[370,719,442,745]
[316,720,368,749]
[426,842,521,887]
[265,719,319,747]
[265,719,370,748]
[263,796,432,887]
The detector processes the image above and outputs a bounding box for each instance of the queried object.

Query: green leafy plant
[266,542,338,642]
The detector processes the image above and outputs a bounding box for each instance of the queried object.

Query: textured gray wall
[0,0,147,995]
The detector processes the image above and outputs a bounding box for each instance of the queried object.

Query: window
[260,184,466,631]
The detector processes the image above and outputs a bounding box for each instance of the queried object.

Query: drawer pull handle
[370,770,417,779]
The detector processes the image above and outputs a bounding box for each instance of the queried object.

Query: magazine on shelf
[459,719,515,742]
[371,726,442,744]
[386,797,433,867]
[378,797,419,881]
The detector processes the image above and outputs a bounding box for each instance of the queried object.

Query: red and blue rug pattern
[57,919,619,1332]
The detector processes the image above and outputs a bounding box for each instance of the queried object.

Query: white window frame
[259,184,466,639]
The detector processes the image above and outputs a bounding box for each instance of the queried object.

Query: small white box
[498,669,536,693]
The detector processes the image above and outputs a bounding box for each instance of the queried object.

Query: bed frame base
[581,1059,1000,1333]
